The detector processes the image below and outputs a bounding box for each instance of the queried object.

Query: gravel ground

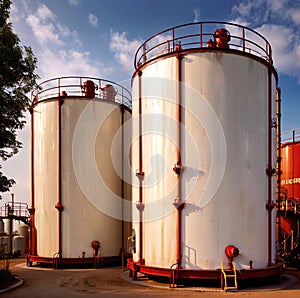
[1,258,300,297]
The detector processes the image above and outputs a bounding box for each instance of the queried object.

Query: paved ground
[1,259,300,297]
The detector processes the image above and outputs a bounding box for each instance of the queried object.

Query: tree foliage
[0,0,39,199]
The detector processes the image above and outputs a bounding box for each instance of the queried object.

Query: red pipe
[266,68,276,266]
[56,95,64,258]
[175,53,183,266]
[276,87,282,245]
[29,104,37,255]
[121,105,125,256]
[137,70,144,265]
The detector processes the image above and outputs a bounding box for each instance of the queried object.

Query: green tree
[0,0,38,199]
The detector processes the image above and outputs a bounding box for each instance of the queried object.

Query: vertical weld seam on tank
[58,97,62,258]
[267,68,273,266]
[138,71,143,264]
[177,54,183,266]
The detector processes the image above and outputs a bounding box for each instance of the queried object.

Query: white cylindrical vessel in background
[29,77,131,266]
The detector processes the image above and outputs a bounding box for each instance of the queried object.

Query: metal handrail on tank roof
[281,128,300,144]
[134,21,273,69]
[31,76,132,109]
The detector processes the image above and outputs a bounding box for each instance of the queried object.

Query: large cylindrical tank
[12,235,25,256]
[281,129,300,201]
[130,22,280,279]
[18,223,29,252]
[30,77,131,264]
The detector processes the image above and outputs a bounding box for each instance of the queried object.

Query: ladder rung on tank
[221,262,238,291]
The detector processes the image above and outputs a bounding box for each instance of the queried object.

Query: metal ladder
[221,262,238,291]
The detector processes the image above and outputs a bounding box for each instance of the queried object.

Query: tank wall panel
[132,58,178,267]
[182,53,275,269]
[132,52,277,270]
[33,101,58,257]
[61,100,125,257]
[33,98,131,258]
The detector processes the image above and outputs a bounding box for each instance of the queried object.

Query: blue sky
[1,0,300,205]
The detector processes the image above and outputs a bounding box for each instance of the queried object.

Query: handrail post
[58,78,60,98]
[172,28,175,51]
[200,23,203,48]
[143,43,146,64]
[242,27,245,52]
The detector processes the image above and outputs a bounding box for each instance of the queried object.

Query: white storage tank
[13,235,25,256]
[128,22,283,285]
[29,77,132,267]
[18,223,29,253]
[18,223,29,240]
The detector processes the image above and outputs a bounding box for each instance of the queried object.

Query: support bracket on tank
[55,202,64,212]
[173,199,185,209]
[265,167,276,176]
[173,162,183,176]
[135,170,145,181]
[266,202,276,211]
[135,201,145,212]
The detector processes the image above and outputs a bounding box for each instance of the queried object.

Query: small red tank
[281,140,300,201]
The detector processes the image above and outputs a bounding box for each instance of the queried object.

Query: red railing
[31,76,132,109]
[281,128,300,144]
[134,21,273,69]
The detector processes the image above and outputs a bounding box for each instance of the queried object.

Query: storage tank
[128,22,283,286]
[281,129,300,201]
[18,223,29,253]
[278,128,300,257]
[28,76,132,267]
[12,235,25,256]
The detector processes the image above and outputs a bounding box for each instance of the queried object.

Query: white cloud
[68,0,81,6]
[256,24,300,78]
[26,14,64,46]
[266,0,287,12]
[26,5,64,46]
[36,4,56,21]
[232,0,257,18]
[88,14,98,27]
[109,30,142,73]
[38,49,101,78]
[290,8,300,25]
[231,0,300,82]
[57,23,71,37]
[193,8,201,23]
